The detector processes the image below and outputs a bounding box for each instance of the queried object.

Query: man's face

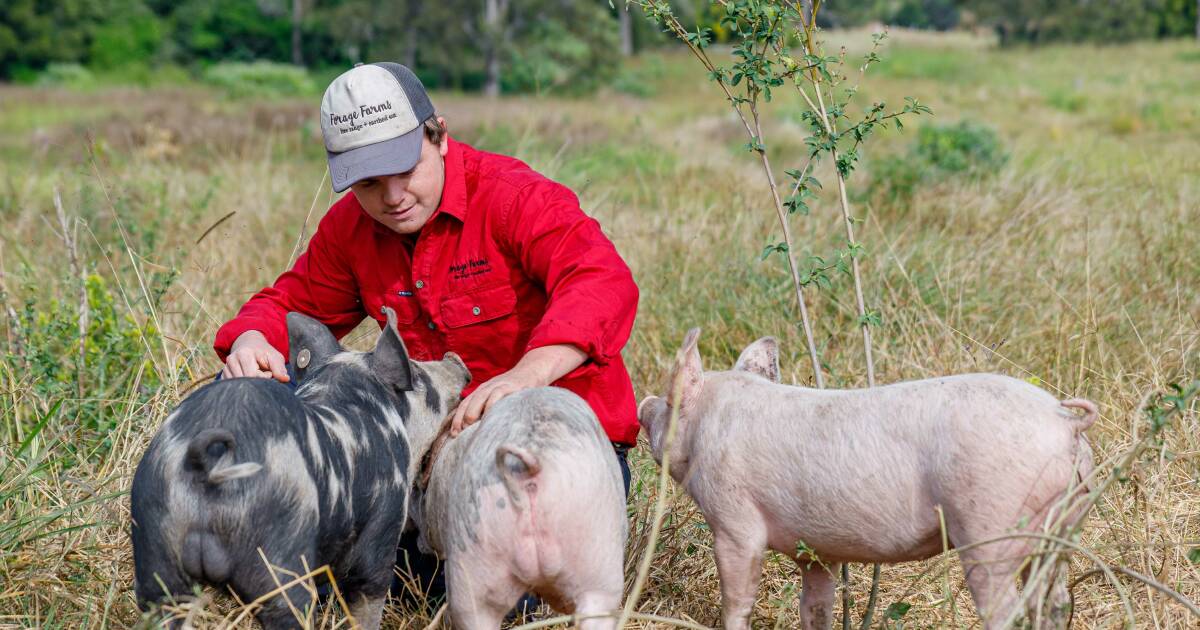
[350,122,449,235]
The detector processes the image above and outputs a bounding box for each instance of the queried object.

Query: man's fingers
[264,351,290,383]
[463,387,492,427]
[249,351,274,379]
[237,353,263,379]
[479,386,511,420]
[450,403,466,437]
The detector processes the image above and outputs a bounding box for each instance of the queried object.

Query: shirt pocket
[440,283,518,328]
[363,289,422,325]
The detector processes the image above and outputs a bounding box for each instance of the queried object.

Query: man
[213,62,639,607]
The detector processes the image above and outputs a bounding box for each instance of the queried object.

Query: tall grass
[1,30,1198,627]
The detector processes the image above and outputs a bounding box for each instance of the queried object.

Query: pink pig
[638,329,1097,630]
[410,387,627,630]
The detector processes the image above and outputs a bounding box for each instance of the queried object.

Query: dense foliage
[695,0,1198,45]
[964,0,1199,45]
[2,0,1196,86]
[0,0,657,92]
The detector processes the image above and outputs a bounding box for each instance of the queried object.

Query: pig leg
[958,542,1029,630]
[712,523,767,630]
[561,521,624,630]
[1024,558,1071,630]
[255,598,311,630]
[572,590,621,630]
[244,544,322,630]
[445,559,521,630]
[1042,564,1072,630]
[344,519,402,630]
[348,593,386,630]
[567,559,623,630]
[799,562,837,630]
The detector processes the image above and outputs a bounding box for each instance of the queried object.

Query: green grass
[2,29,1199,628]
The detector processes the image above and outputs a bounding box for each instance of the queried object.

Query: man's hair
[423,116,446,144]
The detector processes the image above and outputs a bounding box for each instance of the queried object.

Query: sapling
[634,1,930,627]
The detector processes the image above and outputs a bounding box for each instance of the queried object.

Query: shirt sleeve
[213,209,366,361]
[500,181,639,367]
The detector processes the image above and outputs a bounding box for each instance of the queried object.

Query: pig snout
[441,351,472,386]
[636,396,661,428]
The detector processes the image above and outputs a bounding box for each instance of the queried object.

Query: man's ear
[286,312,342,382]
[436,116,449,157]
[368,306,413,392]
[667,328,704,413]
[734,336,780,383]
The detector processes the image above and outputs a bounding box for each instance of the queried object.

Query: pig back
[420,387,624,556]
[685,372,1084,561]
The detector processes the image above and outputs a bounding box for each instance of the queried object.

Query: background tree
[2,0,1196,85]
[482,0,511,96]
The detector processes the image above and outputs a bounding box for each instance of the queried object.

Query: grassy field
[1,28,1198,628]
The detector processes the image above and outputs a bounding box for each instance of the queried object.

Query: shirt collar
[433,136,467,222]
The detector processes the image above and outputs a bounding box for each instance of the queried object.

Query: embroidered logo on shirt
[449,257,492,281]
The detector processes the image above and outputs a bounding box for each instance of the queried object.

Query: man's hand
[222,330,290,382]
[449,344,586,437]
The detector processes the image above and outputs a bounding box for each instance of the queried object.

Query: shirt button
[427,321,437,330]
[415,280,425,289]
[471,306,481,316]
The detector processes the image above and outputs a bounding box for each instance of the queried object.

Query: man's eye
[359,180,377,189]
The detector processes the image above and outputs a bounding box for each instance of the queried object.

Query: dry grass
[1,30,1198,629]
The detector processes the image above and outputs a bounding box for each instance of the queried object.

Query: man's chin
[376,214,422,235]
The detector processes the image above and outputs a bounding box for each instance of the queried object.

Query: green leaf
[884,602,912,620]
[761,242,789,260]
[784,194,809,215]
[858,308,883,327]
[795,539,817,558]
[1188,548,1200,563]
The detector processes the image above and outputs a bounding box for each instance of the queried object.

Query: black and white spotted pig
[130,308,470,629]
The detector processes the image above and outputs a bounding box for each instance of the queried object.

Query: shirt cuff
[525,318,612,370]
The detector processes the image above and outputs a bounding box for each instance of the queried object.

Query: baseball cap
[320,62,435,193]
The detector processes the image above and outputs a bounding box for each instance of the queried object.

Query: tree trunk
[402,0,419,69]
[291,0,303,65]
[483,0,509,97]
[619,4,634,56]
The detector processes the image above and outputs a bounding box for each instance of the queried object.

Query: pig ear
[368,306,414,392]
[734,336,780,383]
[667,327,704,412]
[286,312,342,382]
[637,396,659,419]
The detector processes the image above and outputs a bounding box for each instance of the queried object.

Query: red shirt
[214,137,640,444]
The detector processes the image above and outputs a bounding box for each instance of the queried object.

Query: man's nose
[382,175,408,206]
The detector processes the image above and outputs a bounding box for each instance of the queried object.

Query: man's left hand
[448,344,587,437]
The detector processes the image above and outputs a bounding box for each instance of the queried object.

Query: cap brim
[327,125,423,193]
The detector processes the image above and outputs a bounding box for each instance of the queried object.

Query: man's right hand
[222,330,290,382]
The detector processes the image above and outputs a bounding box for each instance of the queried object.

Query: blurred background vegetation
[2,0,1197,95]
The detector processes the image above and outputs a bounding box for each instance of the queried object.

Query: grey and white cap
[320,62,435,192]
